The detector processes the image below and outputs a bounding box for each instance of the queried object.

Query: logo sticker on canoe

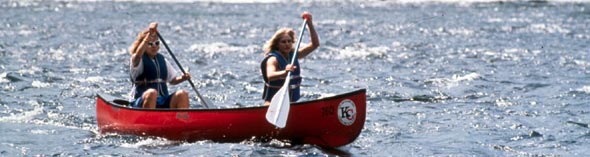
[176,112,190,120]
[338,99,356,126]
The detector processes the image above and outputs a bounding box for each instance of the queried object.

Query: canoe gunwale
[97,89,366,112]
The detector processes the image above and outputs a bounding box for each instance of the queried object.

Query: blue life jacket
[133,53,169,99]
[260,50,302,102]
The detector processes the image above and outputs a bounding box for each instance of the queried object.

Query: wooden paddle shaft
[157,32,211,108]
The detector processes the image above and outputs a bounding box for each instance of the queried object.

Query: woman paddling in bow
[129,22,191,109]
[261,12,320,106]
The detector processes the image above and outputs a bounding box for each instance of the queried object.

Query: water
[1,0,590,156]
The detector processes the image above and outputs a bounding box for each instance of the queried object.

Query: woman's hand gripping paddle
[266,17,309,128]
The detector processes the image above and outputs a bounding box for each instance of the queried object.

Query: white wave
[69,68,88,74]
[0,72,8,83]
[186,42,259,57]
[30,129,56,135]
[120,138,176,148]
[50,48,68,61]
[318,19,356,26]
[17,66,42,75]
[495,98,514,107]
[83,76,105,83]
[529,23,571,34]
[576,86,590,94]
[453,72,481,82]
[325,43,389,60]
[425,72,481,88]
[0,102,43,123]
[480,48,538,62]
[72,76,119,85]
[487,17,532,23]
[574,60,590,67]
[244,84,261,93]
[445,28,475,36]
[31,80,51,88]
[18,30,33,36]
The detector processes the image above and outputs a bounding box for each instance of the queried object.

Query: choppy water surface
[1,0,590,156]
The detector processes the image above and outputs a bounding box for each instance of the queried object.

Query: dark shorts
[131,93,174,108]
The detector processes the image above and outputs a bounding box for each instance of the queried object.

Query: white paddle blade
[265,84,290,128]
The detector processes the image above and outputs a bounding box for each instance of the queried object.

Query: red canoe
[96,89,366,147]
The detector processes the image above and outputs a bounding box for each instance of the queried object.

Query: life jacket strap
[265,83,300,89]
[134,78,166,86]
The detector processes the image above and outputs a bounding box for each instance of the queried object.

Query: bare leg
[264,101,270,106]
[142,89,158,108]
[169,90,189,109]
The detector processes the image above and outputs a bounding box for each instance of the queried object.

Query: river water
[1,0,590,156]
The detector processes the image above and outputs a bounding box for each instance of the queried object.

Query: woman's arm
[130,22,158,67]
[265,57,296,81]
[164,59,191,85]
[298,12,320,59]
[130,31,149,67]
[169,73,191,85]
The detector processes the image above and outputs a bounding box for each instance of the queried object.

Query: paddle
[266,19,308,128]
[157,32,213,109]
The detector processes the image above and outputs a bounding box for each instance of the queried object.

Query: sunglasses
[147,41,160,47]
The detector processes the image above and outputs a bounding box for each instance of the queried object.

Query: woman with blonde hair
[260,12,320,106]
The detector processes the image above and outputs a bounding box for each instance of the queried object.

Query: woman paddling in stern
[129,22,191,109]
[261,12,320,106]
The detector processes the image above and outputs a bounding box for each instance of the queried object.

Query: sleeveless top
[260,50,302,102]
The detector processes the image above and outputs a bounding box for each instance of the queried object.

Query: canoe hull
[96,89,366,147]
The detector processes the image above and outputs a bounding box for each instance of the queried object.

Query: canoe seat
[113,99,130,106]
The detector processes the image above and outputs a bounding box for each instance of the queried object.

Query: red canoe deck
[96,89,366,147]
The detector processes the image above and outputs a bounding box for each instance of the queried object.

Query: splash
[0,72,8,83]
[0,101,43,123]
[120,138,179,149]
[576,86,590,94]
[452,73,481,82]
[425,72,481,88]
[31,80,51,88]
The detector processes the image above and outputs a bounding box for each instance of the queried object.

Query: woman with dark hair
[128,22,191,109]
